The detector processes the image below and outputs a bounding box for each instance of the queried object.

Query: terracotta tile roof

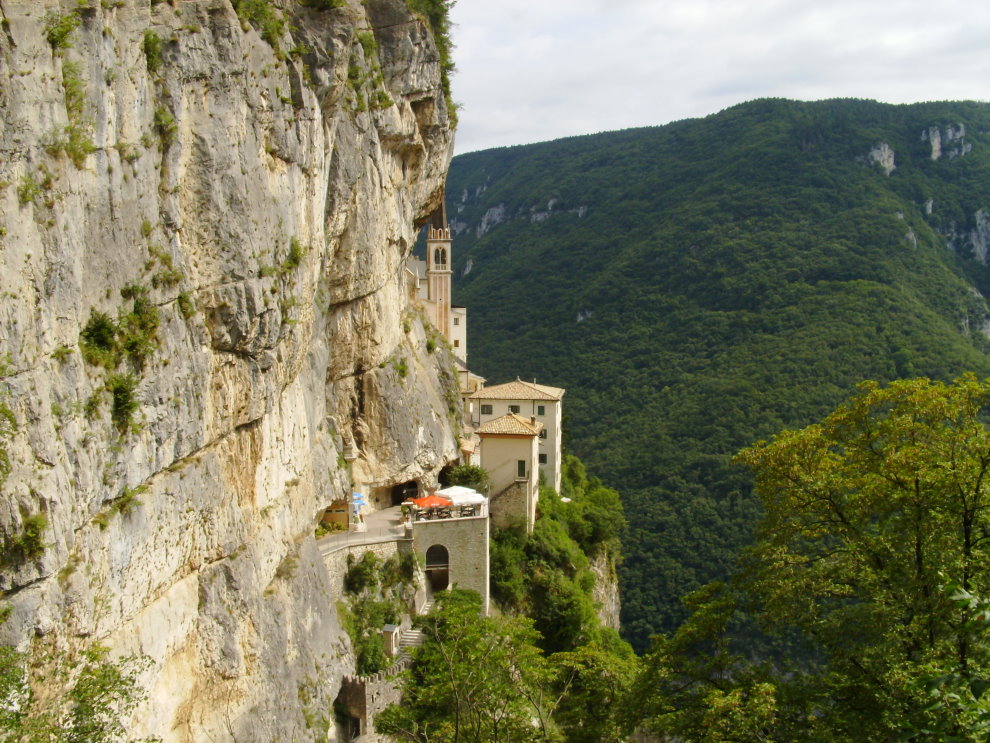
[476,413,543,436]
[469,378,565,401]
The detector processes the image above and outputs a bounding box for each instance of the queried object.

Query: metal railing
[318,504,490,557]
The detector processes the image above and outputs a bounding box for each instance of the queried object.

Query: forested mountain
[446,98,990,651]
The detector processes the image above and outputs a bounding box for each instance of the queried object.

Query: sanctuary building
[405,203,468,362]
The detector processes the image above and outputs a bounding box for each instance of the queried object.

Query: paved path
[317,506,409,557]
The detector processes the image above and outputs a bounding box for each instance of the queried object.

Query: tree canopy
[634,376,990,742]
[375,589,556,743]
[738,374,990,741]
[0,641,152,743]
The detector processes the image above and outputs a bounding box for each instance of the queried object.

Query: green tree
[340,551,406,674]
[551,455,625,556]
[443,464,491,494]
[551,641,639,743]
[631,582,778,743]
[488,455,627,654]
[730,375,990,741]
[375,589,558,743]
[906,581,990,741]
[0,642,153,742]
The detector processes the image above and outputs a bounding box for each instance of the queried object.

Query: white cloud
[448,0,990,154]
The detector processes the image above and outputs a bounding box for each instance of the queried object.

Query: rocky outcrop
[923,123,971,160]
[589,551,621,631]
[476,203,506,237]
[973,209,990,264]
[869,142,896,175]
[0,0,456,740]
[944,208,990,265]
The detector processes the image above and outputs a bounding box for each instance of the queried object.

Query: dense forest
[445,99,990,651]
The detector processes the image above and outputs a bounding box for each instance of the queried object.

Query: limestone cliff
[589,551,621,632]
[0,0,457,739]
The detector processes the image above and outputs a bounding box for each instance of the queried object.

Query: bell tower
[426,200,452,340]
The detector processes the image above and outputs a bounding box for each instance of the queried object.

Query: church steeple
[426,198,452,340]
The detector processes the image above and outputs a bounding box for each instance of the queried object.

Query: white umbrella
[436,486,487,506]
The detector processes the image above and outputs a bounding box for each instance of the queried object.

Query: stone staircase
[399,628,425,649]
[396,599,433,651]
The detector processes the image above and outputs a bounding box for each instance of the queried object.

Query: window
[481,404,492,415]
[454,340,459,347]
[509,404,520,414]
[537,405,545,416]
[517,460,526,478]
[539,454,547,464]
[539,429,547,439]
[453,318,460,326]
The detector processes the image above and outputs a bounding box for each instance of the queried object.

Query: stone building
[336,655,410,742]
[470,379,565,492]
[476,413,542,531]
[411,504,490,614]
[405,202,468,361]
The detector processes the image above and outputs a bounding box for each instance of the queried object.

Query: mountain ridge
[447,97,990,649]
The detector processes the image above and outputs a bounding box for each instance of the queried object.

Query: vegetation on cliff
[340,550,421,675]
[379,455,637,743]
[381,377,990,741]
[406,0,457,124]
[491,455,624,654]
[446,98,990,650]
[0,638,152,743]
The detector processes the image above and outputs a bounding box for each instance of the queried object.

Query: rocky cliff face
[0,0,456,739]
[589,551,621,632]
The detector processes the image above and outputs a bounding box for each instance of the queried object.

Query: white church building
[469,379,565,494]
[405,202,468,362]
[403,198,567,525]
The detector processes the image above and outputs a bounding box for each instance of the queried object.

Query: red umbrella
[410,494,452,508]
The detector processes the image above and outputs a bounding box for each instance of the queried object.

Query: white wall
[479,434,539,530]
[476,399,561,492]
[450,306,467,361]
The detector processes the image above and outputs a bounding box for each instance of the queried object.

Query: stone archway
[425,544,449,592]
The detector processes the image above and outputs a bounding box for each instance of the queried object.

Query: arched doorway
[425,544,449,592]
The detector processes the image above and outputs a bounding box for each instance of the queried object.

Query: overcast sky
[448,0,990,155]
